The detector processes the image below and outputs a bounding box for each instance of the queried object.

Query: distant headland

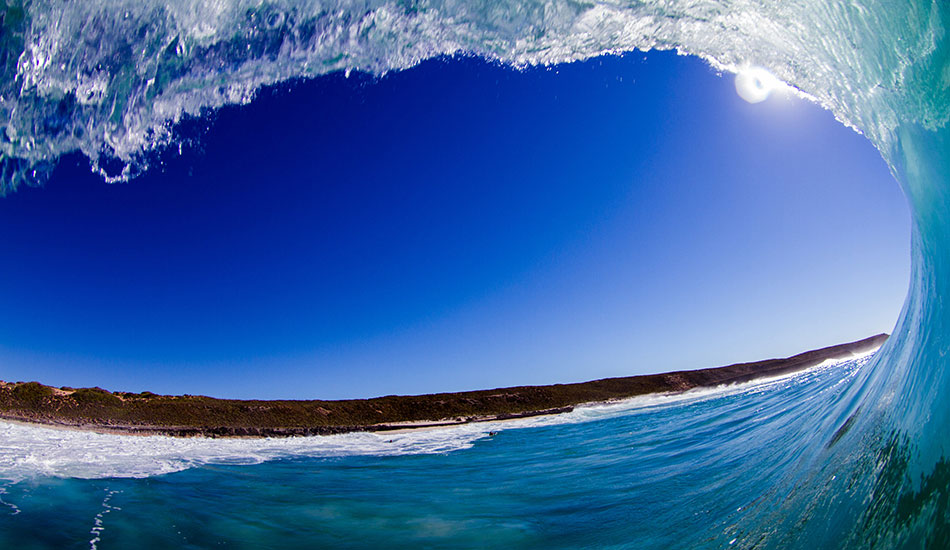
[0,334,887,438]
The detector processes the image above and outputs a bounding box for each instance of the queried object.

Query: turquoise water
[0,357,883,549]
[1,0,949,547]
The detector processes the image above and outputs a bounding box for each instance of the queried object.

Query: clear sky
[0,52,910,399]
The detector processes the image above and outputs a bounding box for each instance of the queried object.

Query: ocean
[1,0,948,548]
[0,355,885,549]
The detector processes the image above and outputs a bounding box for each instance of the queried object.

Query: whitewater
[0,356,881,548]
[0,0,948,548]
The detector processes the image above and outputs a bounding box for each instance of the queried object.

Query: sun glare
[735,66,783,103]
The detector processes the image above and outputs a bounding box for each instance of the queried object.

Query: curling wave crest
[0,0,945,189]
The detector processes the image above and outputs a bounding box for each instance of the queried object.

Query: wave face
[1,0,948,547]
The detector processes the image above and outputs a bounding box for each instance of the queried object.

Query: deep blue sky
[0,52,910,399]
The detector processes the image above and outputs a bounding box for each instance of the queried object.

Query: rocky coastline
[0,334,887,438]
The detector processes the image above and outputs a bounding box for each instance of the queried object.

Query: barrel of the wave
[723,2,950,547]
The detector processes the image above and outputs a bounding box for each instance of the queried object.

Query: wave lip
[1,0,945,191]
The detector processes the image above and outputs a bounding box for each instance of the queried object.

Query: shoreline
[0,405,577,438]
[0,334,887,439]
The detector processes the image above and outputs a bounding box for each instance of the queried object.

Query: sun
[735,66,783,103]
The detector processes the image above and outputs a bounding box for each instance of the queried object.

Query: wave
[0,1,943,189]
[0,357,864,483]
[1,0,948,546]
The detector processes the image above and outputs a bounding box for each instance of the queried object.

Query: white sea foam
[0,356,870,482]
[0,420,484,482]
[0,0,940,191]
[88,488,120,550]
[0,485,20,515]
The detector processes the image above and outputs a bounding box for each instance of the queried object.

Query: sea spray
[0,1,942,190]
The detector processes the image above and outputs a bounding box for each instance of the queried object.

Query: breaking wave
[0,1,944,188]
[1,0,948,546]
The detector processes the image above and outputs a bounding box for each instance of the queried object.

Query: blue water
[1,0,949,548]
[0,357,879,549]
